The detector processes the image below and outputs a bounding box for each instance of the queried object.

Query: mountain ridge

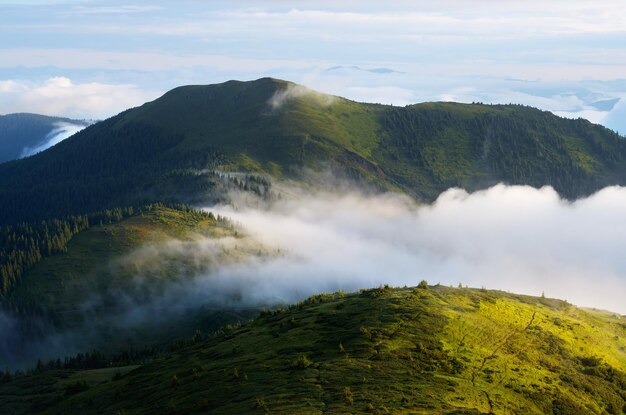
[0,77,624,226]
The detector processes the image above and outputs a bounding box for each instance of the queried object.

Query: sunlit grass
[3,285,623,414]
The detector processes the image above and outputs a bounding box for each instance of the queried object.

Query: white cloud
[341,86,415,106]
[20,121,87,157]
[0,49,316,73]
[206,5,626,41]
[65,5,162,15]
[602,98,626,135]
[6,3,626,48]
[553,109,608,125]
[1,2,626,121]
[268,83,336,110]
[177,183,626,315]
[0,77,157,119]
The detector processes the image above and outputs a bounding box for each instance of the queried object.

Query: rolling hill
[0,78,625,225]
[0,204,259,371]
[0,113,90,163]
[1,285,625,414]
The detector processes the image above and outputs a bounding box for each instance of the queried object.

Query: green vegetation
[2,285,624,414]
[1,78,625,225]
[380,103,626,199]
[0,204,257,369]
[0,204,226,309]
[0,207,136,298]
[3,204,235,316]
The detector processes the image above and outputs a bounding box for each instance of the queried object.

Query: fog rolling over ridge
[20,121,86,157]
[205,183,626,314]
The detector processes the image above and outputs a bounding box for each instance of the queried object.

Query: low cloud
[21,121,88,157]
[95,181,626,315]
[197,184,626,314]
[268,84,336,110]
[602,98,626,135]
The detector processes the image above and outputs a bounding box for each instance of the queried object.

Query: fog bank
[205,184,626,314]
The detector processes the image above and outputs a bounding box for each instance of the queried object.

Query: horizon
[0,1,625,135]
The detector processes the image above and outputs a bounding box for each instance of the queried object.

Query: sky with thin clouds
[0,0,625,134]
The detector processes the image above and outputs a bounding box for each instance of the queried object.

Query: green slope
[0,78,625,224]
[5,205,232,314]
[0,205,258,370]
[2,286,625,414]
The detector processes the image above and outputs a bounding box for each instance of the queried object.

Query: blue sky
[1,0,625,133]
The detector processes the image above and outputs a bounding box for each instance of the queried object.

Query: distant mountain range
[0,113,91,164]
[0,77,624,225]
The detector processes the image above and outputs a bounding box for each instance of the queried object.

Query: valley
[1,78,625,414]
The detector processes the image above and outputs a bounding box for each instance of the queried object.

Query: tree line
[0,203,220,299]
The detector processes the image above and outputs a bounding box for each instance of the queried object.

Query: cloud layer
[202,184,626,314]
[603,98,626,134]
[1,1,625,122]
[0,77,154,119]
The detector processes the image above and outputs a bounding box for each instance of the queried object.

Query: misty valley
[1,78,626,414]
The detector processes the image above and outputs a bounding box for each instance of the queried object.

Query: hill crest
[2,285,625,414]
[0,78,625,225]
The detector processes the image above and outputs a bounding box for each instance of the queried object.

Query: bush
[343,386,353,405]
[417,280,428,289]
[579,356,601,367]
[292,355,313,369]
[255,396,267,410]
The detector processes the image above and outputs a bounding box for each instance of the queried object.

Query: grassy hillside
[0,113,90,163]
[5,205,231,314]
[0,78,624,224]
[2,285,624,414]
[0,205,258,370]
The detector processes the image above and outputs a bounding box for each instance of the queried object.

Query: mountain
[0,113,90,163]
[1,78,626,414]
[0,78,625,225]
[1,285,625,414]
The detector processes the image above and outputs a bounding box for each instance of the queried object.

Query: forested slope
[0,204,256,370]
